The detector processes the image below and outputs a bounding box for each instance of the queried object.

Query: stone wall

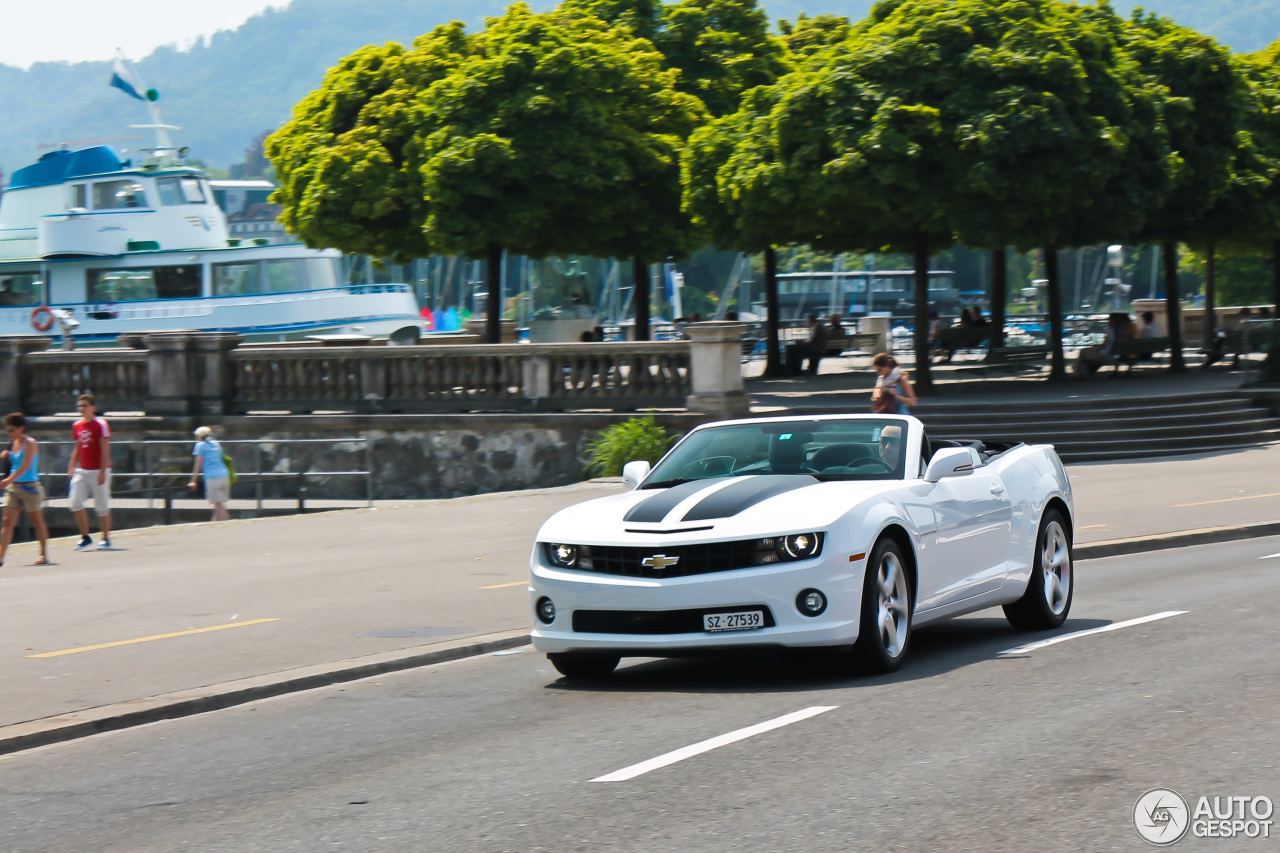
[26,412,708,501]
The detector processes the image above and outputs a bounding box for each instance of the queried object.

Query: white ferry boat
[0,144,427,344]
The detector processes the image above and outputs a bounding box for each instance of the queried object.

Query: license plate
[703,610,765,633]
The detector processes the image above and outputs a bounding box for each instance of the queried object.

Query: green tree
[562,0,785,338]
[1118,10,1246,370]
[937,0,1172,379]
[269,6,701,342]
[683,82,807,374]
[267,26,473,261]
[777,13,850,60]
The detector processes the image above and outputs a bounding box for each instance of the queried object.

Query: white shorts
[69,468,111,515]
[205,477,231,504]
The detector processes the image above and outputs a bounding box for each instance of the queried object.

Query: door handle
[990,484,1005,494]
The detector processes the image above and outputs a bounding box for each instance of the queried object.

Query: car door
[917,447,1014,611]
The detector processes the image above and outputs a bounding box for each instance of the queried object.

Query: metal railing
[31,437,375,513]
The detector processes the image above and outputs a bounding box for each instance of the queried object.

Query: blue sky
[1,0,288,68]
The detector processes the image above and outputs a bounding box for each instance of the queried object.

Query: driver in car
[878,425,903,469]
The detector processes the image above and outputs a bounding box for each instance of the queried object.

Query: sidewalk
[1,445,1278,743]
[745,349,1259,411]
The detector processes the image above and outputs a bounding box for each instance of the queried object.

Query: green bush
[584,416,675,478]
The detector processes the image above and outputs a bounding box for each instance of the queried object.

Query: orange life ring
[30,305,55,333]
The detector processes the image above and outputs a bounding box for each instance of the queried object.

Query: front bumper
[529,555,864,656]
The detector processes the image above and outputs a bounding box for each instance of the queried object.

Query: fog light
[536,596,556,624]
[797,588,827,617]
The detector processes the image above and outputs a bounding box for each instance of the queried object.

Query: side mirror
[622,460,651,489]
[924,447,975,483]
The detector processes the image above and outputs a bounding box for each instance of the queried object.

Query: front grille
[573,605,777,635]
[578,540,767,579]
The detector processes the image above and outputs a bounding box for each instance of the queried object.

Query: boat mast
[117,51,182,162]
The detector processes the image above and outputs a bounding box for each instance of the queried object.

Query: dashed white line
[1260,553,1280,560]
[999,611,1189,656]
[591,705,839,782]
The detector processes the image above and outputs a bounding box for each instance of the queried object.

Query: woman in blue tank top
[0,412,50,566]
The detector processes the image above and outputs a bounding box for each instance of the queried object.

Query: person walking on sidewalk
[68,393,112,551]
[870,353,918,415]
[0,413,50,566]
[188,426,231,521]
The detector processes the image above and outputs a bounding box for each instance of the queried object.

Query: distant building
[209,179,290,245]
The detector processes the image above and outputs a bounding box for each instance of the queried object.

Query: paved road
[3,536,1278,852]
[3,445,1279,730]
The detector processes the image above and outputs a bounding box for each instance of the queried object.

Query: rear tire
[851,538,912,673]
[548,652,620,679]
[1004,509,1073,631]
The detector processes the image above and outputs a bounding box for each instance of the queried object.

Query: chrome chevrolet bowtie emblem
[641,554,680,570]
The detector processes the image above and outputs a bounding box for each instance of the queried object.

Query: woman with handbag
[0,413,51,566]
[870,353,918,415]
[189,426,233,521]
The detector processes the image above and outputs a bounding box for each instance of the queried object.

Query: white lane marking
[999,611,1188,656]
[1260,552,1280,560]
[591,705,838,783]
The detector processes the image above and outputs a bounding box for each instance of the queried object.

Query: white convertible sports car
[529,414,1074,679]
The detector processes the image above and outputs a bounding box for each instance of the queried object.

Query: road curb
[0,629,531,758]
[1076,520,1280,560]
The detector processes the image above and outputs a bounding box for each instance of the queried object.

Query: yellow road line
[27,618,281,658]
[1172,492,1280,508]
[1077,524,1107,530]
[479,581,529,590]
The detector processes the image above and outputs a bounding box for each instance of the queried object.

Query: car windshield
[643,419,909,488]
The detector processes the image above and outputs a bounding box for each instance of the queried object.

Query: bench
[934,326,991,354]
[984,345,1051,373]
[1204,324,1273,368]
[1109,337,1170,372]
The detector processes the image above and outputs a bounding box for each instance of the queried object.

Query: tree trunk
[1272,237,1280,311]
[763,246,783,377]
[632,258,650,341]
[913,232,932,393]
[1044,245,1066,381]
[1163,241,1185,371]
[989,247,1007,353]
[485,242,502,344]
[1203,240,1217,349]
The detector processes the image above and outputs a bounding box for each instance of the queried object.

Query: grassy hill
[2,0,1279,177]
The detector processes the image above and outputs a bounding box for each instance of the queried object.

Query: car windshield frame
[642,418,911,488]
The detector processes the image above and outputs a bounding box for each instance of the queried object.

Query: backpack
[222,453,238,486]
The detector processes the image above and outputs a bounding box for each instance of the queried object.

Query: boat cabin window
[88,266,201,302]
[92,180,148,210]
[0,272,43,306]
[157,177,208,206]
[71,185,88,209]
[212,258,339,296]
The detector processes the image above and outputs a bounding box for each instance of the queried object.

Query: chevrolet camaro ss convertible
[529,414,1074,679]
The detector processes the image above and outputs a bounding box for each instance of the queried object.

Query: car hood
[536,475,904,545]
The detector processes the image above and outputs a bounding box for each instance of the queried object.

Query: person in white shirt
[1139,311,1161,339]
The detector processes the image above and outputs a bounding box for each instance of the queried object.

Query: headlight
[546,543,578,568]
[753,532,824,564]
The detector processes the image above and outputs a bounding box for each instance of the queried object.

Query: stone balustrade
[0,323,747,418]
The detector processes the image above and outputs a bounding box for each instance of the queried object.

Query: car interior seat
[768,433,812,473]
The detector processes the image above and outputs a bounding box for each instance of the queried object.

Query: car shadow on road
[544,615,1112,694]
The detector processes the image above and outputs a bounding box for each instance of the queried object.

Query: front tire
[852,538,912,673]
[1004,509,1073,631]
[548,652,620,680]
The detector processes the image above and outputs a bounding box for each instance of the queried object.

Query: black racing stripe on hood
[681,475,819,522]
[623,479,726,523]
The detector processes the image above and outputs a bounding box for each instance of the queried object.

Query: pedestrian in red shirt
[68,394,112,550]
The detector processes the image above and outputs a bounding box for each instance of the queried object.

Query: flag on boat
[109,58,146,100]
